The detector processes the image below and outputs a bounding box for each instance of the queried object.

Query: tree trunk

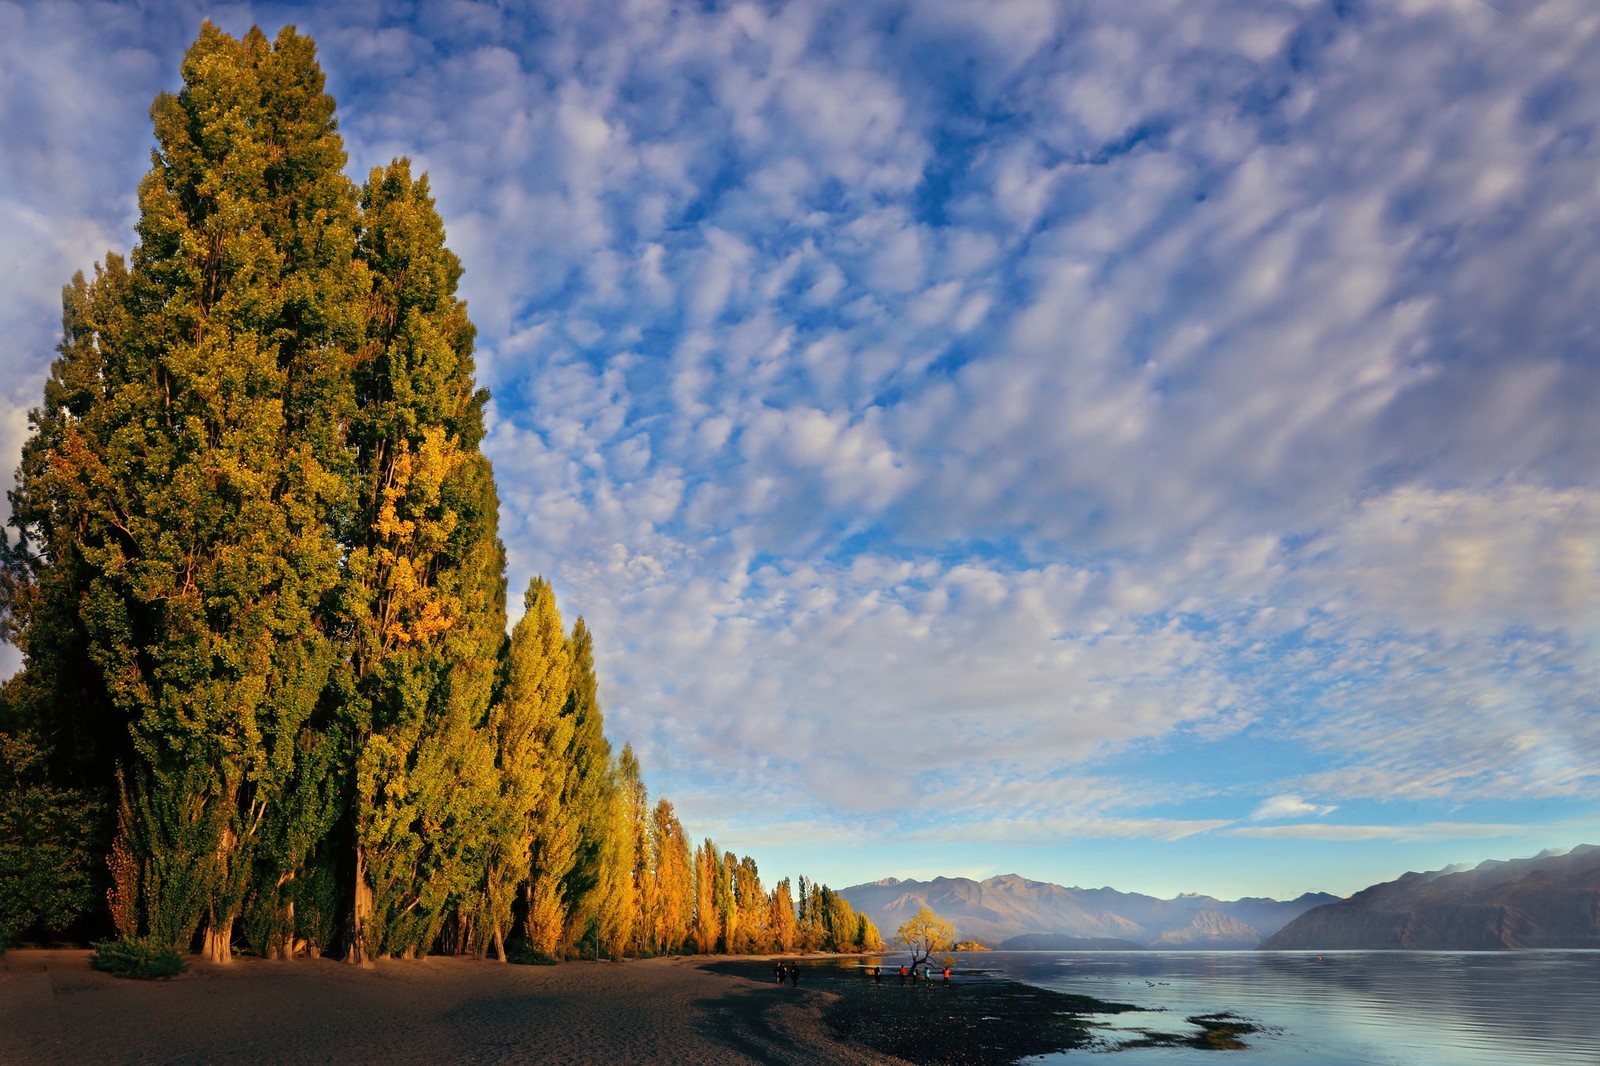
[493,926,506,963]
[202,917,234,963]
[349,844,373,965]
[202,821,240,963]
[267,896,296,960]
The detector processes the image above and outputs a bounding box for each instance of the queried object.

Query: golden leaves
[368,425,464,649]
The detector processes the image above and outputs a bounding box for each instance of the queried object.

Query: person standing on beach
[776,961,786,983]
[898,964,907,984]
[790,964,800,987]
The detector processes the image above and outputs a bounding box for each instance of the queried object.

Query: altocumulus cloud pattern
[2,0,1597,896]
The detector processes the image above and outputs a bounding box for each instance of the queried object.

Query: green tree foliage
[7,22,363,961]
[513,578,576,958]
[477,578,567,960]
[0,731,101,943]
[895,906,957,968]
[590,764,635,959]
[2,20,860,969]
[340,155,505,963]
[557,617,616,953]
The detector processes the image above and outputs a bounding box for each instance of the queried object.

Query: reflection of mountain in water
[839,873,1337,948]
[1264,844,1600,950]
[977,949,1599,1065]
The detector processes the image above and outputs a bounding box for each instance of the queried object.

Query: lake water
[954,950,1600,1064]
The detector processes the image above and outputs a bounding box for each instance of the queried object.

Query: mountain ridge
[1263,844,1600,950]
[839,873,1338,949]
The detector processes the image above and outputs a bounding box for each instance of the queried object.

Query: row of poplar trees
[0,22,881,965]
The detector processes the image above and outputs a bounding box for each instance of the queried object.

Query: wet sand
[0,950,890,1065]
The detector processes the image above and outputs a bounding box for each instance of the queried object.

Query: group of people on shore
[772,960,953,986]
[867,963,951,983]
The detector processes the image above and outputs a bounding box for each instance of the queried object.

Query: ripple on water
[992,949,1600,1065]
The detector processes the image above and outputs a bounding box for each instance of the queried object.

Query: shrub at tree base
[503,936,560,966]
[90,939,187,980]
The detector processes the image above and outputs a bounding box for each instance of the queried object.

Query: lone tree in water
[895,906,957,969]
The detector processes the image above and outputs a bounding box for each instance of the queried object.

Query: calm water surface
[949,950,1600,1064]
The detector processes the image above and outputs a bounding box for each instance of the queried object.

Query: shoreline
[701,957,1260,1061]
[0,948,1257,1064]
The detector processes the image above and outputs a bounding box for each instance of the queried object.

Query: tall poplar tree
[11,23,364,960]
[496,577,572,957]
[769,878,797,953]
[693,838,720,953]
[475,577,565,959]
[5,261,132,811]
[649,799,693,954]
[616,744,653,955]
[557,617,616,951]
[591,768,636,958]
[340,157,504,962]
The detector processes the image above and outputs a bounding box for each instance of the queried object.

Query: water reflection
[954,949,1600,1064]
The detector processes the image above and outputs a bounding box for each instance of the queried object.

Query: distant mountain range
[1263,844,1600,950]
[838,873,1339,949]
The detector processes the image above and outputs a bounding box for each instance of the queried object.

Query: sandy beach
[0,950,894,1066]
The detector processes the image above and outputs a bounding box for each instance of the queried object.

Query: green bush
[504,936,559,965]
[0,732,103,946]
[90,938,187,979]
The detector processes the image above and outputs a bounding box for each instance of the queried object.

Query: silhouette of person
[789,963,800,987]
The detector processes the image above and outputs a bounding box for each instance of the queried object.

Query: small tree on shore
[895,906,956,969]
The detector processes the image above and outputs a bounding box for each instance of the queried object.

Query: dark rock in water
[1262,844,1600,950]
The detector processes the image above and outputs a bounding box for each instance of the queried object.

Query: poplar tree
[10,23,363,960]
[769,878,797,953]
[341,157,504,962]
[4,262,131,822]
[731,855,767,953]
[475,577,565,959]
[650,799,693,953]
[591,770,636,958]
[616,744,653,955]
[558,617,618,951]
[502,577,573,957]
[716,850,739,953]
[694,838,720,953]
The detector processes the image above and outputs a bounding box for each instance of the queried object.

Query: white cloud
[1226,821,1526,843]
[1250,795,1338,822]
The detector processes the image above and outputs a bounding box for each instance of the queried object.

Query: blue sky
[2,0,1597,901]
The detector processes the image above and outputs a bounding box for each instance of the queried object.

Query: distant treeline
[0,21,882,965]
